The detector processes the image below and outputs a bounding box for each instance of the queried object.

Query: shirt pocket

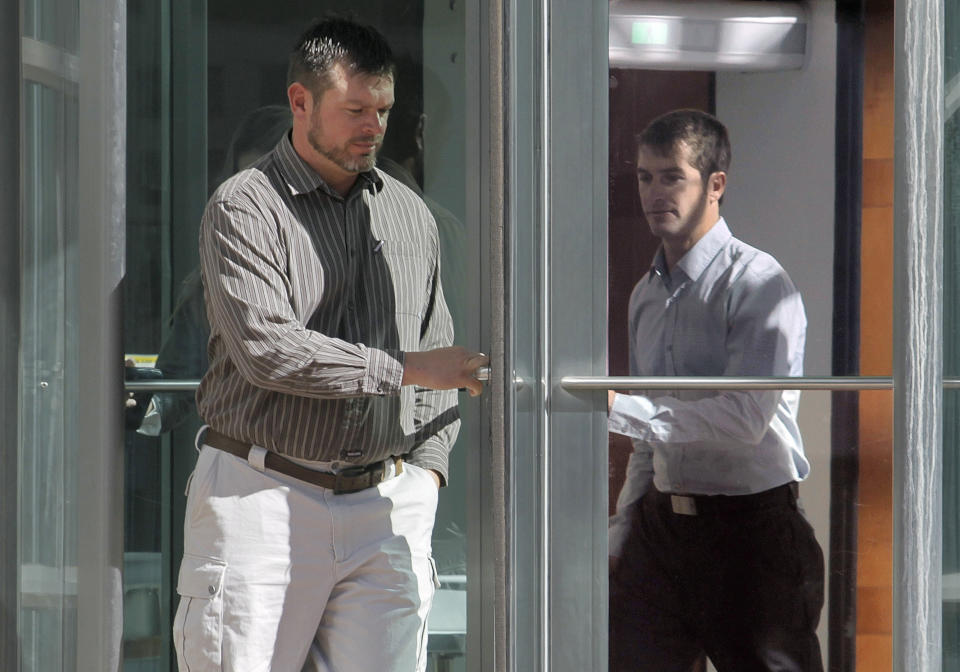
[172,554,228,670]
[380,240,431,319]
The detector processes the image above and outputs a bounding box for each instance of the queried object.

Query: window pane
[23,0,77,52]
[605,6,894,669]
[20,79,79,672]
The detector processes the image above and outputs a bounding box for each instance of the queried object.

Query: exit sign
[631,20,669,46]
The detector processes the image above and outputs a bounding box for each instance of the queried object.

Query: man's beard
[307,125,382,174]
[646,186,710,240]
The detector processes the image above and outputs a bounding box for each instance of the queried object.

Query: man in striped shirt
[172,17,487,672]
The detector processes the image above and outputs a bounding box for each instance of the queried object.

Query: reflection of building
[2,1,954,671]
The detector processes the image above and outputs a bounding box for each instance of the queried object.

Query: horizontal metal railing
[126,375,960,393]
[560,376,960,390]
[125,380,202,392]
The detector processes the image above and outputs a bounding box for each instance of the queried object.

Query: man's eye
[347,108,362,114]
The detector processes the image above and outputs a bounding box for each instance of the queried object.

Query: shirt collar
[274,132,384,199]
[674,217,731,282]
[647,217,731,284]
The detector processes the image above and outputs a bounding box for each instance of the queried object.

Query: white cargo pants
[172,444,440,672]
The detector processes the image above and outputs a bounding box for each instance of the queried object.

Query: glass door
[122,2,483,670]
[504,1,943,671]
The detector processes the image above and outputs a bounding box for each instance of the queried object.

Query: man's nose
[361,110,386,134]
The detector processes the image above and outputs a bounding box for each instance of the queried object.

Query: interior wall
[715,0,837,664]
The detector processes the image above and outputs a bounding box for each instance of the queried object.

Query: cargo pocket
[172,554,227,671]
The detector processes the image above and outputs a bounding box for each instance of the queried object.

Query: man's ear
[287,82,312,120]
[709,171,727,204]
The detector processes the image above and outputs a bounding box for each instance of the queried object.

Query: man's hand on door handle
[401,346,490,396]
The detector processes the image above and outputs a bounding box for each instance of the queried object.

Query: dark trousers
[609,485,825,672]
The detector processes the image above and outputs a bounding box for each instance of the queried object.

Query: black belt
[654,482,798,516]
[203,428,401,494]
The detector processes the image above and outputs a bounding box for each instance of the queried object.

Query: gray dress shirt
[196,133,459,480]
[608,218,809,505]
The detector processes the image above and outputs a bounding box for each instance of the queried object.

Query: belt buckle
[670,495,697,516]
[333,461,384,494]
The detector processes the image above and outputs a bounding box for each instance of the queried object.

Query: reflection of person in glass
[135,105,292,435]
[172,17,487,672]
[377,56,467,344]
[607,109,824,672]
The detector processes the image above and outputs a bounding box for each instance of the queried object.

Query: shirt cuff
[608,393,657,440]
[407,438,450,486]
[363,348,404,396]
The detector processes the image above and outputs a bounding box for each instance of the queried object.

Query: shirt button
[208,585,216,595]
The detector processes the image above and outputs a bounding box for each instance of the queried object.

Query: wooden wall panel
[857,0,895,669]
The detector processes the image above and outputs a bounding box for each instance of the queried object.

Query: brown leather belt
[202,428,401,494]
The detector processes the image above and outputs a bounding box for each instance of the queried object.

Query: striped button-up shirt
[196,133,459,480]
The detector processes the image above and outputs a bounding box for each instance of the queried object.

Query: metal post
[76,0,126,669]
[1,0,21,668]
[893,0,944,669]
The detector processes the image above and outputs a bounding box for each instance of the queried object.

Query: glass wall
[19,0,81,669]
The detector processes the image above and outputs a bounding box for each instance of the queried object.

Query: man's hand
[402,346,489,396]
[608,390,617,413]
[428,470,441,488]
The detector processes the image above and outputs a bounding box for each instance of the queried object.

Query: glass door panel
[19,0,81,658]
[123,2,478,669]
[21,78,80,672]
[601,3,896,671]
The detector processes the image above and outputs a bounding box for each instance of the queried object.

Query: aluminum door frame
[503,0,610,670]
[76,0,126,669]
[1,0,20,667]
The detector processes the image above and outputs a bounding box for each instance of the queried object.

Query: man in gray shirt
[608,110,823,672]
[173,17,487,672]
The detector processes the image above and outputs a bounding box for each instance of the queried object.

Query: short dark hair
[287,16,395,97]
[637,109,731,182]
